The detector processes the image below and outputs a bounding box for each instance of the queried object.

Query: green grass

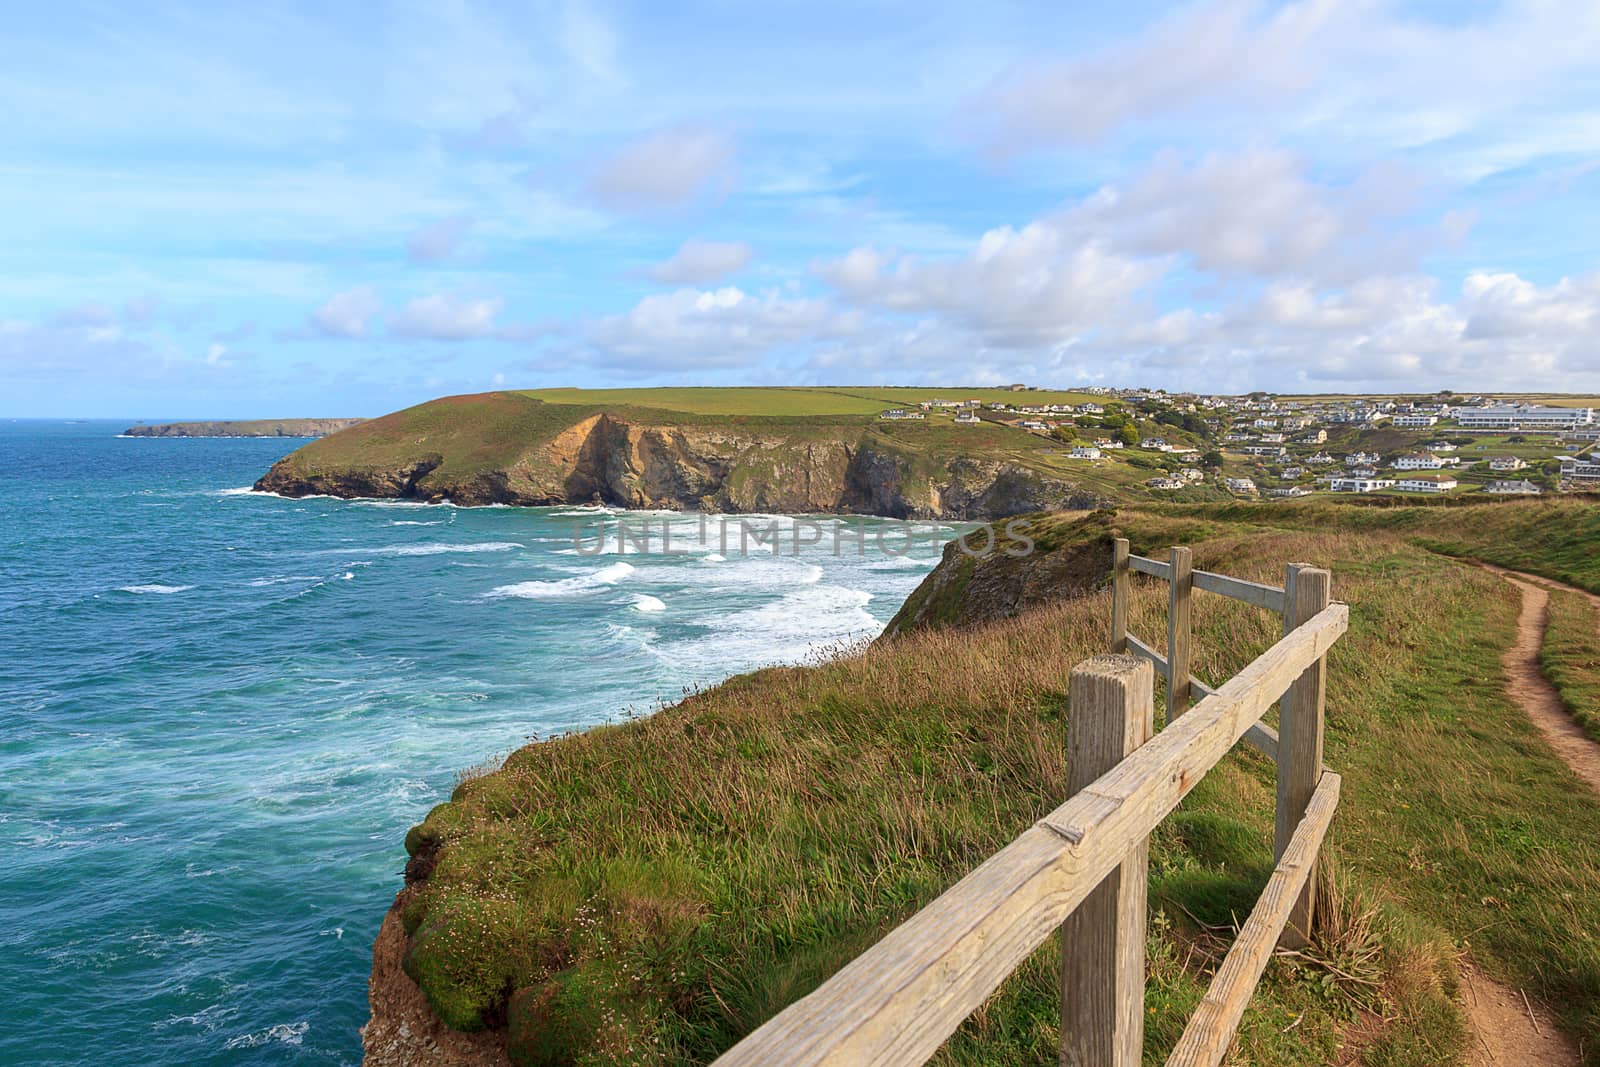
[515,386,1108,417]
[392,510,1600,1064]
[1540,587,1600,743]
[1152,497,1600,594]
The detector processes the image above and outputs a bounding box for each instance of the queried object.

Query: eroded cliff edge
[253,391,1106,520]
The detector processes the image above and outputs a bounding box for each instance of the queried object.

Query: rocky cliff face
[256,410,1106,520]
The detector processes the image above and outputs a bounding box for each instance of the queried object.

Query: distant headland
[123,418,366,439]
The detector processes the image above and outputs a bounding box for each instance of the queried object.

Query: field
[394,502,1600,1064]
[518,386,1107,417]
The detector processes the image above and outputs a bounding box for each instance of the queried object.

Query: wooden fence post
[1110,538,1130,654]
[1062,654,1154,1067]
[1167,546,1194,719]
[1275,563,1331,949]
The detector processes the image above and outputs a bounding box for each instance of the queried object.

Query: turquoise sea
[1,421,950,1065]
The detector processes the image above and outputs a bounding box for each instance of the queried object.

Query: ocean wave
[118,584,194,595]
[484,561,635,599]
[704,553,726,562]
[388,520,444,526]
[631,594,667,613]
[315,541,521,557]
[223,1022,309,1050]
[211,486,257,496]
[247,575,322,587]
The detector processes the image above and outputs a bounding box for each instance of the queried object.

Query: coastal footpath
[125,417,365,438]
[254,391,1107,520]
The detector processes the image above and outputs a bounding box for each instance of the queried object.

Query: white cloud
[585,286,861,367]
[816,224,1163,347]
[310,286,382,339]
[646,239,753,284]
[585,125,736,214]
[390,294,504,341]
[973,0,1346,149]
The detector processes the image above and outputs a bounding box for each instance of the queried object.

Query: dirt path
[1481,565,1600,793]
[1460,960,1580,1066]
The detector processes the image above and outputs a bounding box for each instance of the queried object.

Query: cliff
[254,391,1108,520]
[125,417,365,438]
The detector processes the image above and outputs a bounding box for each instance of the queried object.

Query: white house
[1268,486,1310,497]
[1147,476,1185,490]
[953,411,981,425]
[1488,456,1528,472]
[1093,437,1125,450]
[878,408,924,421]
[1281,466,1305,480]
[1140,437,1171,451]
[1179,468,1204,482]
[1392,414,1439,427]
[1485,479,1541,495]
[1306,452,1335,465]
[1331,476,1396,493]
[1423,441,1458,453]
[1395,473,1458,493]
[1346,451,1382,467]
[1224,477,1258,494]
[1068,446,1102,460]
[1393,453,1444,470]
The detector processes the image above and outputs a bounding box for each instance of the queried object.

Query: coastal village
[879,387,1599,500]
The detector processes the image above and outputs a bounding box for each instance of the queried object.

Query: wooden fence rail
[713,542,1344,1067]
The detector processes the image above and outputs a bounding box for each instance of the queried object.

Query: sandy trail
[1460,961,1579,1067]
[1481,565,1600,793]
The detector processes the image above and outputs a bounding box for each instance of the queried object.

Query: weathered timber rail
[714,540,1345,1067]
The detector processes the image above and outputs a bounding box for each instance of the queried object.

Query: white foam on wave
[314,541,521,558]
[224,1022,309,1050]
[649,583,879,671]
[247,575,322,587]
[118,584,194,595]
[703,553,726,562]
[211,486,257,496]
[631,594,667,613]
[484,561,636,599]
[388,520,444,526]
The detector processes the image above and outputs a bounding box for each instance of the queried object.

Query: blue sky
[3,0,1599,417]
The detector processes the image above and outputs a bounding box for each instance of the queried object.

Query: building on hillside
[1224,477,1258,494]
[1485,479,1542,495]
[1305,452,1335,465]
[1068,446,1102,460]
[1392,414,1439,427]
[1077,403,1105,415]
[1423,441,1458,452]
[1179,467,1204,482]
[1268,486,1310,497]
[1295,429,1329,444]
[1488,456,1528,472]
[1331,476,1396,493]
[1393,453,1445,470]
[1457,405,1595,430]
[1093,437,1125,450]
[1559,455,1600,486]
[878,408,924,421]
[1140,436,1171,451]
[1244,445,1289,459]
[1395,473,1458,493]
[1281,466,1305,480]
[1346,451,1382,466]
[953,411,981,425]
[1147,476,1185,490]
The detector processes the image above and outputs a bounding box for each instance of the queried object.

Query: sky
[3,0,1600,417]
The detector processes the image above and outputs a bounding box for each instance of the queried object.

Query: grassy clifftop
[253,391,1129,518]
[388,503,1600,1064]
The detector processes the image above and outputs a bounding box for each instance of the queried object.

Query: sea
[0,420,953,1065]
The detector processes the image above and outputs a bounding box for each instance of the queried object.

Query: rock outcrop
[254,394,1107,521]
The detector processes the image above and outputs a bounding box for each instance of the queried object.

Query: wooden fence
[714,540,1345,1067]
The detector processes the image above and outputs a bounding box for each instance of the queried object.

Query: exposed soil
[1460,959,1580,1067]
[362,893,509,1067]
[1482,565,1600,793]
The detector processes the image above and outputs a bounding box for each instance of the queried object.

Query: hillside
[367,499,1600,1065]
[123,417,364,437]
[253,391,1128,519]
